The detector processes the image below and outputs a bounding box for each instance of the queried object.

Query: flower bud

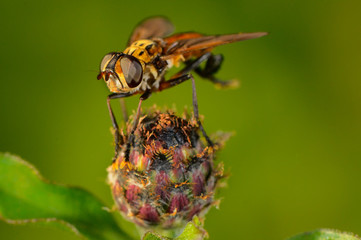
[107,109,227,229]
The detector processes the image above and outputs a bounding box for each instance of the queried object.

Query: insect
[97,17,267,157]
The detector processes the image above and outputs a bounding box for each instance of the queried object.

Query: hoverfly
[97,17,267,157]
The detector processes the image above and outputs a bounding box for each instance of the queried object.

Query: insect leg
[190,74,214,147]
[195,54,239,88]
[170,52,212,79]
[119,99,128,122]
[124,90,152,162]
[158,52,214,90]
[159,74,192,91]
[159,52,220,91]
[169,52,237,88]
[131,90,152,132]
[107,92,133,160]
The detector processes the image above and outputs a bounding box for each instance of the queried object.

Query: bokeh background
[1,0,361,239]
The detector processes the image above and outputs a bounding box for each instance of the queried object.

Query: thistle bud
[107,109,227,229]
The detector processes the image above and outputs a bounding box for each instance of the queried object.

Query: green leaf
[142,217,207,240]
[0,153,132,240]
[287,229,360,240]
[142,232,171,240]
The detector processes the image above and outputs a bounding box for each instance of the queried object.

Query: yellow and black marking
[124,40,161,64]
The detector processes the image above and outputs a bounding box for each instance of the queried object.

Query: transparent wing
[127,17,174,45]
[163,32,268,58]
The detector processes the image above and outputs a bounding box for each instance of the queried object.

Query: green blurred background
[1,0,361,239]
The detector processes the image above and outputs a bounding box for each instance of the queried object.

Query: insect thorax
[124,40,162,63]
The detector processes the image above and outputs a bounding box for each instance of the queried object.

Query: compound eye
[100,52,116,71]
[120,56,143,88]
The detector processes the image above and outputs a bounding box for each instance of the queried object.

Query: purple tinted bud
[107,110,228,229]
[138,204,160,223]
[126,184,140,204]
[169,193,189,213]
